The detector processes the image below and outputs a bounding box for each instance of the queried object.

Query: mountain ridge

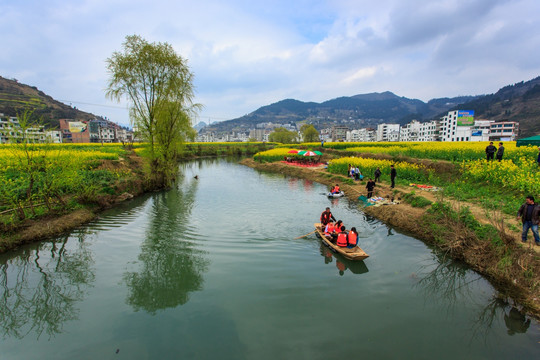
[203,77,540,138]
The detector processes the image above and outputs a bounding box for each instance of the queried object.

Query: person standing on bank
[390,165,396,188]
[496,142,505,162]
[537,147,540,167]
[374,167,381,183]
[485,141,496,161]
[516,196,540,246]
[366,178,376,198]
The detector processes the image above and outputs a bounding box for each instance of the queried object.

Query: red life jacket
[334,186,340,192]
[324,223,335,234]
[348,231,357,246]
[337,232,348,247]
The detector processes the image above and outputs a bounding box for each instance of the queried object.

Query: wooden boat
[314,223,369,261]
[327,191,345,198]
[320,243,369,275]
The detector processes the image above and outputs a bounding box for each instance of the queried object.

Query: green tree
[268,127,298,144]
[106,35,200,187]
[300,124,319,142]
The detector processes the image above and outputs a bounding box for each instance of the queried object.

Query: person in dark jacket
[516,195,540,245]
[374,167,381,183]
[496,142,505,162]
[320,207,336,226]
[537,147,540,167]
[485,142,496,161]
[366,178,376,198]
[390,165,396,188]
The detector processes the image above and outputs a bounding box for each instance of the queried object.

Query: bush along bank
[240,157,540,319]
[0,142,275,253]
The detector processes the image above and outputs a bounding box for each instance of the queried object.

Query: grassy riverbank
[241,147,540,318]
[0,142,274,253]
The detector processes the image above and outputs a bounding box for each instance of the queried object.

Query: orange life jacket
[324,223,335,234]
[337,232,348,247]
[334,186,340,192]
[348,231,357,246]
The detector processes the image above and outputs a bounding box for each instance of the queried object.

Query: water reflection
[123,175,209,314]
[504,306,531,335]
[415,252,536,339]
[319,243,369,276]
[414,252,480,308]
[0,233,95,339]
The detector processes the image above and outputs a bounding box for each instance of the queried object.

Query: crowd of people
[319,207,358,248]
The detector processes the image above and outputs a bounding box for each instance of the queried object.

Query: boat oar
[294,230,317,239]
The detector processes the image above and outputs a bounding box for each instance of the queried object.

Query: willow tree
[300,124,319,142]
[106,35,200,188]
[268,127,298,144]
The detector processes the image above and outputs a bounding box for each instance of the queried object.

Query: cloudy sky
[1,0,539,127]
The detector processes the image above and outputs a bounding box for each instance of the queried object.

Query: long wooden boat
[314,223,369,261]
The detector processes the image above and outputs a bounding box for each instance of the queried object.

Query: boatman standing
[320,207,336,226]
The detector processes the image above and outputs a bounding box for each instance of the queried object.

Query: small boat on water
[314,223,369,261]
[327,191,345,198]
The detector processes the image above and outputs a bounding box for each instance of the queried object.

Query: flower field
[461,157,540,194]
[254,141,540,198]
[327,156,433,182]
[0,143,132,222]
[347,141,537,163]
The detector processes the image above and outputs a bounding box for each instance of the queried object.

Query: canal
[0,158,538,359]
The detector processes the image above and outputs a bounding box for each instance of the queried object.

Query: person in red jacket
[320,207,336,226]
[336,226,348,247]
[324,220,336,239]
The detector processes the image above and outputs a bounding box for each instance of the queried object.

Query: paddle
[294,230,317,239]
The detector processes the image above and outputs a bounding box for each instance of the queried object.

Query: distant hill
[203,91,479,133]
[449,76,540,138]
[0,76,102,128]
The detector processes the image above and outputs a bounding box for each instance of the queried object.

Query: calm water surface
[1,158,538,359]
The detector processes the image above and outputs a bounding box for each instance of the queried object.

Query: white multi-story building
[489,121,519,141]
[470,120,493,141]
[0,113,58,144]
[46,130,63,143]
[418,120,441,141]
[346,128,376,142]
[441,110,476,142]
[376,124,400,142]
[400,120,422,142]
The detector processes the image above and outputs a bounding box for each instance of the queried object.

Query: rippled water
[0,158,538,359]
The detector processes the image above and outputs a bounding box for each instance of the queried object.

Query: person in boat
[336,226,348,247]
[347,227,358,249]
[320,207,336,226]
[324,220,336,239]
[331,184,340,194]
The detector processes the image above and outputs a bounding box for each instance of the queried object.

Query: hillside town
[196,110,520,143]
[0,113,134,144]
[1,109,520,144]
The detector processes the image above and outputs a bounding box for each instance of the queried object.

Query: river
[0,158,538,359]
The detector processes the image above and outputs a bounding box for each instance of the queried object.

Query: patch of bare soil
[241,158,540,318]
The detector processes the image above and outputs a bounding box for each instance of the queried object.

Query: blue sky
[1,0,539,127]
